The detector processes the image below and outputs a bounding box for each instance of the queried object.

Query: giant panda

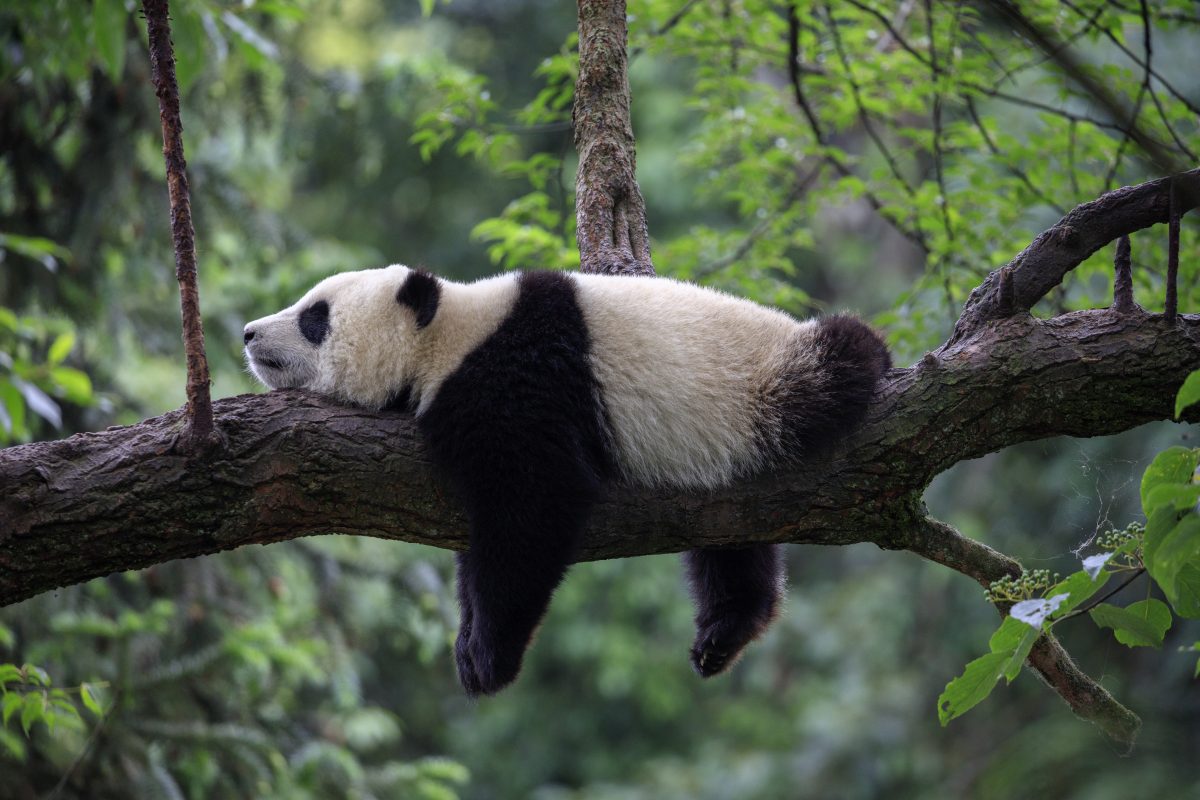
[243,265,890,696]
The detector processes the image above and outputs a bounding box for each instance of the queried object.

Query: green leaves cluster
[0,649,106,763]
[0,304,94,444]
[940,371,1200,725]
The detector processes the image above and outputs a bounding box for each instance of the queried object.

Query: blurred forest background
[1,0,1199,797]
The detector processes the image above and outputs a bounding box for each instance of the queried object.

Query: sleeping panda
[243,265,890,696]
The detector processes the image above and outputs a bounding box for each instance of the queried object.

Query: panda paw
[690,631,738,678]
[454,630,523,697]
[689,614,769,678]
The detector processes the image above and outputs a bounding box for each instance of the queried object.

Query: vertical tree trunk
[573,0,654,276]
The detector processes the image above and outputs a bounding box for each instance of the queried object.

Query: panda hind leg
[683,544,785,677]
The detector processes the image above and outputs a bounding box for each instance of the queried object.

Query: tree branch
[950,168,1200,342]
[4,306,1196,610]
[142,0,214,446]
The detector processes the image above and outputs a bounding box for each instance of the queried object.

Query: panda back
[571,273,809,489]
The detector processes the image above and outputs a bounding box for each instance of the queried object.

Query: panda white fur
[244,265,890,696]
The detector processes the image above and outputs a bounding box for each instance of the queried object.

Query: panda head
[243,264,441,408]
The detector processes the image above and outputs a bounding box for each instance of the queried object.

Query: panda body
[244,265,889,695]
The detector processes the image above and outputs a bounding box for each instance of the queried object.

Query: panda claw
[690,635,734,678]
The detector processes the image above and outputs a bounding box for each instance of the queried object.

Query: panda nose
[243,328,256,344]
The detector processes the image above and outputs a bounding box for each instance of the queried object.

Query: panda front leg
[452,494,591,697]
[683,544,786,677]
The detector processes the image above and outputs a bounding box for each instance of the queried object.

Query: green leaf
[20,694,44,736]
[1089,600,1172,647]
[0,234,71,271]
[1,693,20,727]
[10,377,60,429]
[21,665,49,687]
[0,380,25,439]
[1048,568,1111,617]
[1171,563,1200,619]
[93,0,128,81]
[987,615,1027,653]
[0,725,26,760]
[0,625,12,649]
[1141,447,1199,515]
[1176,370,1200,418]
[50,367,93,405]
[999,625,1039,683]
[47,332,74,366]
[937,652,1010,726]
[80,683,102,717]
[0,664,21,686]
[1146,483,1200,513]
[1148,515,1200,605]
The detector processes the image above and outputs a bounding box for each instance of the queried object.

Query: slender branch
[982,0,1181,177]
[786,4,929,251]
[923,0,954,242]
[826,4,916,198]
[1056,568,1146,622]
[1061,0,1200,117]
[142,0,214,445]
[965,97,1067,215]
[694,163,822,278]
[903,514,1140,744]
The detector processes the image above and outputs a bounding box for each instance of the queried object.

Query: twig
[1063,0,1200,117]
[826,4,916,198]
[142,0,214,445]
[1112,235,1136,312]
[47,690,122,799]
[981,0,1181,178]
[786,4,929,252]
[694,163,823,278]
[1056,568,1145,622]
[1102,0,1154,190]
[1167,178,1180,322]
[965,97,1067,215]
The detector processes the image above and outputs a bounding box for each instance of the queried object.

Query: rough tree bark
[2,1,1199,747]
[574,0,654,275]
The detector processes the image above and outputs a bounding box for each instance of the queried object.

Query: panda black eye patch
[299,300,330,345]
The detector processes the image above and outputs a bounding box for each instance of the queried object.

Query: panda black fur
[244,265,890,696]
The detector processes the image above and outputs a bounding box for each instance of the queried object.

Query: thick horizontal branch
[951,168,1199,342]
[3,309,1196,608]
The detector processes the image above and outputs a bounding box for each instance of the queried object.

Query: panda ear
[396,269,441,329]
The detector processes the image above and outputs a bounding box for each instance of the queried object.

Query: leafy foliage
[941,371,1200,725]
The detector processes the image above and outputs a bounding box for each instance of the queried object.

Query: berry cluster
[984,569,1061,604]
[1096,521,1145,552]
